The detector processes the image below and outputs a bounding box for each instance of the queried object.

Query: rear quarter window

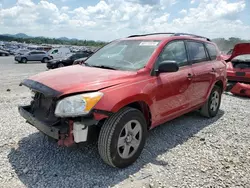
[205,43,218,60]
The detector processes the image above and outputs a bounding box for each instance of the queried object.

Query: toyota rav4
[18,33,227,168]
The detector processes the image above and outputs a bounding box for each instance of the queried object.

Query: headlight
[54,92,103,117]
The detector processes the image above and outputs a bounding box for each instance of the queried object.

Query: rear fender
[205,79,225,101]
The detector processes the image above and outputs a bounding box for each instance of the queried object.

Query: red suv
[18,33,227,168]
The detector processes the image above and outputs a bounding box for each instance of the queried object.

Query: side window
[186,41,209,63]
[52,49,58,54]
[205,43,218,60]
[158,41,188,67]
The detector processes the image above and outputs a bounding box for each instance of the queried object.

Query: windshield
[232,54,250,62]
[84,40,161,71]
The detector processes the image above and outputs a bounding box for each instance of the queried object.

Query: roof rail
[173,33,211,41]
[127,33,175,38]
[127,32,211,41]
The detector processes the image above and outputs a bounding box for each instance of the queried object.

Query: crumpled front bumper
[230,82,250,98]
[18,105,100,146]
[18,105,62,140]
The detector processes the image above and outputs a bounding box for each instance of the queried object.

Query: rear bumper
[18,105,61,139]
[227,76,250,83]
[227,71,250,83]
[15,57,21,61]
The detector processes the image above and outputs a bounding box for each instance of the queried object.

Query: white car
[48,47,71,59]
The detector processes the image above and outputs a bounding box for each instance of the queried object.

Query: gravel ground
[0,56,249,188]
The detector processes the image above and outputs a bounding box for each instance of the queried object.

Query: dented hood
[21,65,136,97]
[227,43,250,61]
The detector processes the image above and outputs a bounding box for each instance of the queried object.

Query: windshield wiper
[85,63,117,70]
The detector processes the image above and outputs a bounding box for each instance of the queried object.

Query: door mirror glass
[158,60,179,73]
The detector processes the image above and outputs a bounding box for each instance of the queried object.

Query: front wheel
[21,58,27,64]
[200,85,222,118]
[98,107,147,168]
[58,63,64,68]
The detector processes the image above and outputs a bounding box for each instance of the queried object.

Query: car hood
[226,43,250,61]
[21,65,136,97]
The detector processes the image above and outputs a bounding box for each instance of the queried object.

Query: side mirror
[157,60,179,74]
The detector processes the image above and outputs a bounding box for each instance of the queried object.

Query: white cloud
[191,0,195,4]
[61,6,69,12]
[0,0,249,41]
[179,9,187,14]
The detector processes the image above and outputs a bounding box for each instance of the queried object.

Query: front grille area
[30,92,59,125]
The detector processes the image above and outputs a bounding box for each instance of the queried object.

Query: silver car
[15,50,52,63]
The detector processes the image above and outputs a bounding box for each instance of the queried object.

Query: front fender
[111,94,153,112]
[94,93,153,114]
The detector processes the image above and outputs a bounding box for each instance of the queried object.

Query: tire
[200,85,222,118]
[58,63,64,68]
[1,53,5,56]
[21,58,27,64]
[42,57,49,63]
[98,107,147,168]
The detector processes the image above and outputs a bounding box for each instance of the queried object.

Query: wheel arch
[109,95,153,130]
[214,80,224,91]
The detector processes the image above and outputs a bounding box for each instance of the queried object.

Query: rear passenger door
[186,41,216,105]
[34,52,43,61]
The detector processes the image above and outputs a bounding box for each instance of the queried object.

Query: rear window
[186,41,208,63]
[232,54,250,62]
[205,43,218,60]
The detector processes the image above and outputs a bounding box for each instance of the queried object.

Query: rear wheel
[200,85,222,118]
[21,58,27,64]
[98,107,147,168]
[42,57,49,63]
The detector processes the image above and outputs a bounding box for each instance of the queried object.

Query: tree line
[0,35,249,51]
[0,35,107,47]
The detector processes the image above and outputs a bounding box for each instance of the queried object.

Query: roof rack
[127,32,211,41]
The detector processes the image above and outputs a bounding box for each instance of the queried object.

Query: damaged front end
[226,82,250,98]
[19,79,100,147]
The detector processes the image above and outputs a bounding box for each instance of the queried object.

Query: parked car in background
[225,43,250,83]
[18,32,227,168]
[15,50,52,63]
[47,51,93,69]
[0,49,10,56]
[48,47,71,59]
[73,57,88,65]
[14,49,30,56]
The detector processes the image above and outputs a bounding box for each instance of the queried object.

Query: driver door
[154,40,194,123]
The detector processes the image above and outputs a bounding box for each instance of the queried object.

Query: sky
[0,0,249,41]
